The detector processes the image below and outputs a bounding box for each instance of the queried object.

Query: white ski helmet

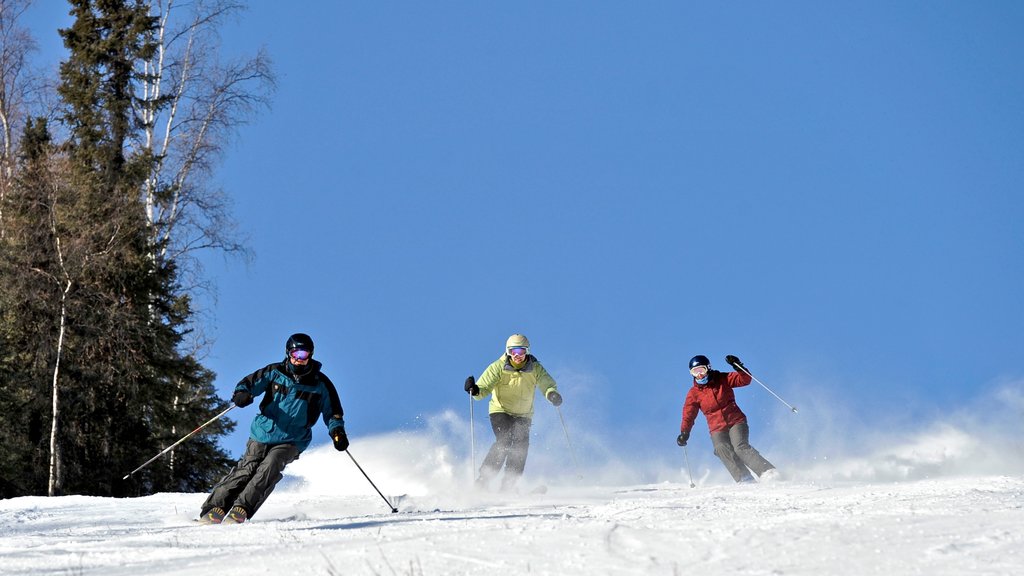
[505,334,530,351]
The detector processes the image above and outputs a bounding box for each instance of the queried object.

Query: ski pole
[465,375,477,481]
[469,392,476,479]
[555,406,583,480]
[682,445,695,488]
[735,364,798,413]
[122,404,236,480]
[346,449,398,513]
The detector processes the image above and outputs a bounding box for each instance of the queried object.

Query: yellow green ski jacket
[473,354,558,417]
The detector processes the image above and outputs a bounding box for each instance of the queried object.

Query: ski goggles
[289,349,312,361]
[689,365,709,378]
[507,347,528,356]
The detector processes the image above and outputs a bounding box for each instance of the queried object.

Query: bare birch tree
[135,0,273,268]
[132,0,273,483]
[19,152,126,495]
[1,0,259,496]
[0,0,36,239]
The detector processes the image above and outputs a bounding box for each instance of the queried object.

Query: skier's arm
[235,363,277,396]
[726,370,752,389]
[535,362,559,402]
[680,388,700,433]
[317,373,347,451]
[318,373,345,436]
[474,360,502,399]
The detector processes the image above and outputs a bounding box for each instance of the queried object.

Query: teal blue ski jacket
[234,359,345,452]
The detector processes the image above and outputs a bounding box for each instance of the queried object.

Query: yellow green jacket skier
[472,353,558,417]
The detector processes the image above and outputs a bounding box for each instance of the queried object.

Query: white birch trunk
[48,277,72,497]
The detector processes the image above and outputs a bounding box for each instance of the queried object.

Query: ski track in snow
[1,476,1022,576]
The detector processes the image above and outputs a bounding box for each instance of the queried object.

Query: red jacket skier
[677,354,777,483]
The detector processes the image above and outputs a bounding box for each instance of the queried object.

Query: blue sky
[23,2,1024,471]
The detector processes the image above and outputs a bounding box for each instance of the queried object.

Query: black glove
[464,375,479,396]
[547,390,563,407]
[332,430,349,452]
[725,355,745,371]
[676,431,690,446]
[231,390,253,408]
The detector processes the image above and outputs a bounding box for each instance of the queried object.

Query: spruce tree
[0,117,58,498]
[1,0,247,497]
[54,0,234,496]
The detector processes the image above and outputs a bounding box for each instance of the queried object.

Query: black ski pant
[478,412,532,490]
[200,439,299,518]
[710,421,774,482]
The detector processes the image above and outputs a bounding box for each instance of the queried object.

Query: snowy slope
[3,423,1023,576]
[1,475,1021,575]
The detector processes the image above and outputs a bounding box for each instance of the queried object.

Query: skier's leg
[500,416,532,491]
[233,442,300,518]
[479,412,515,485]
[729,421,775,476]
[710,429,754,482]
[200,439,267,515]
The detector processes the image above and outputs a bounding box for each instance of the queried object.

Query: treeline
[0,0,274,498]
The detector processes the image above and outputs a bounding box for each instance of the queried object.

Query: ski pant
[200,439,300,518]
[710,421,774,482]
[478,412,532,490]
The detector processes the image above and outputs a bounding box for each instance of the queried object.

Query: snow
[3,414,1024,575]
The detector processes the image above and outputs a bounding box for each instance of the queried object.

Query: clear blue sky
[23,2,1024,467]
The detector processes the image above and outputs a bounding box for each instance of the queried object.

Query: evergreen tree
[0,117,58,498]
[53,0,234,496]
[0,0,234,497]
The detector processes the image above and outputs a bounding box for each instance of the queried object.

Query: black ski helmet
[286,333,315,355]
[689,355,710,370]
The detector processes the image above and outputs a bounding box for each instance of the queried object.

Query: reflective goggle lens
[690,365,708,378]
[290,349,311,360]
[508,347,528,356]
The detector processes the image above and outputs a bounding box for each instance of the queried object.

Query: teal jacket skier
[199,333,348,524]
[236,357,345,452]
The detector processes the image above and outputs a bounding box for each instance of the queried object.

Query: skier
[464,334,562,491]
[676,354,777,483]
[198,333,348,524]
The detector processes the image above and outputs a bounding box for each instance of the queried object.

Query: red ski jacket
[680,369,753,434]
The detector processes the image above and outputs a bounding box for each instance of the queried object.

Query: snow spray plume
[765,378,1024,482]
[283,412,465,498]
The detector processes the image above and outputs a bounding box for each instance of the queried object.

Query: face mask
[288,359,312,376]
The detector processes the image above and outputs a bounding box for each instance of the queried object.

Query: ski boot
[221,506,248,524]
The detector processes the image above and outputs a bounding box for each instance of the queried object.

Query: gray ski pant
[201,439,299,518]
[478,413,532,490]
[710,421,774,482]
